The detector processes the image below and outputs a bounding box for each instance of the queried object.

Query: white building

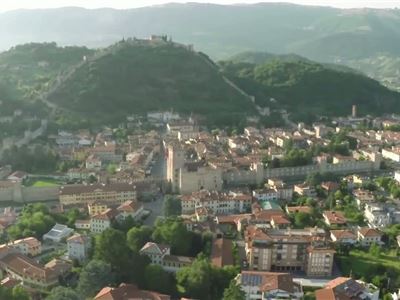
[382,148,400,162]
[364,203,391,228]
[67,233,91,263]
[9,237,42,257]
[43,224,74,243]
[357,227,382,247]
[90,209,116,234]
[252,188,278,202]
[139,242,194,273]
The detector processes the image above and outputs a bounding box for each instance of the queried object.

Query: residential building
[315,277,379,300]
[90,209,117,234]
[10,237,41,257]
[180,190,252,215]
[252,188,278,202]
[236,271,303,300]
[353,189,375,208]
[357,227,382,246]
[116,200,144,222]
[95,283,170,300]
[330,230,357,245]
[43,224,74,243]
[210,238,234,268]
[323,211,347,227]
[293,183,316,198]
[364,203,391,228]
[0,247,59,289]
[67,233,91,263]
[139,242,194,273]
[85,155,102,170]
[382,148,400,162]
[245,227,335,276]
[59,183,137,207]
[75,219,91,230]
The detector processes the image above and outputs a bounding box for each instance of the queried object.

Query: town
[0,106,400,300]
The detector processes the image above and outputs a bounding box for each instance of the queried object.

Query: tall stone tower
[166,143,185,193]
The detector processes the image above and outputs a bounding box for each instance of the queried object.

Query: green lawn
[31,180,60,187]
[338,249,400,276]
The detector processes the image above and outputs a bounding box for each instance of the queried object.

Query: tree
[152,218,194,256]
[293,212,313,228]
[369,243,381,258]
[95,228,130,270]
[78,260,113,298]
[46,287,80,300]
[176,256,238,300]
[144,264,175,295]
[163,195,182,217]
[223,280,245,300]
[11,286,30,300]
[127,226,153,252]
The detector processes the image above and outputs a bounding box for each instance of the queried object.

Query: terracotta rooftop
[358,227,382,237]
[95,283,171,300]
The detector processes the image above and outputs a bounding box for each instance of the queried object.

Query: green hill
[0,43,94,116]
[220,59,400,122]
[47,40,255,125]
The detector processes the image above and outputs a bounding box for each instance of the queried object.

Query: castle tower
[352,105,357,118]
[166,144,185,193]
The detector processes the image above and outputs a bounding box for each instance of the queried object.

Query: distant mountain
[220,58,400,122]
[46,39,255,125]
[1,3,400,89]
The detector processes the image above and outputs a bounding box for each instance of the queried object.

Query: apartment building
[245,227,335,276]
[180,190,252,215]
[236,271,303,300]
[293,183,316,198]
[364,203,391,228]
[357,227,382,246]
[59,183,137,206]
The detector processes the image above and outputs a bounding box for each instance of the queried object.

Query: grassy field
[338,249,400,276]
[30,179,60,187]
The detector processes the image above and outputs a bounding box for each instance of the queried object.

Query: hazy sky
[0,0,399,11]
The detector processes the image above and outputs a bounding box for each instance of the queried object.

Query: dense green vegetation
[220,59,400,119]
[48,40,254,125]
[7,204,85,240]
[0,43,93,116]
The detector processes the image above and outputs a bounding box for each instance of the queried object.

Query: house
[7,171,28,183]
[323,211,347,226]
[353,189,375,208]
[90,208,117,234]
[210,238,234,268]
[116,200,144,222]
[315,277,379,300]
[10,237,41,257]
[43,224,74,243]
[85,155,102,170]
[357,227,382,246]
[236,271,303,300]
[139,242,194,273]
[330,230,357,245]
[321,181,340,193]
[95,283,170,300]
[67,233,91,263]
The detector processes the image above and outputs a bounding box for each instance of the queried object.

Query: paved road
[142,194,164,226]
